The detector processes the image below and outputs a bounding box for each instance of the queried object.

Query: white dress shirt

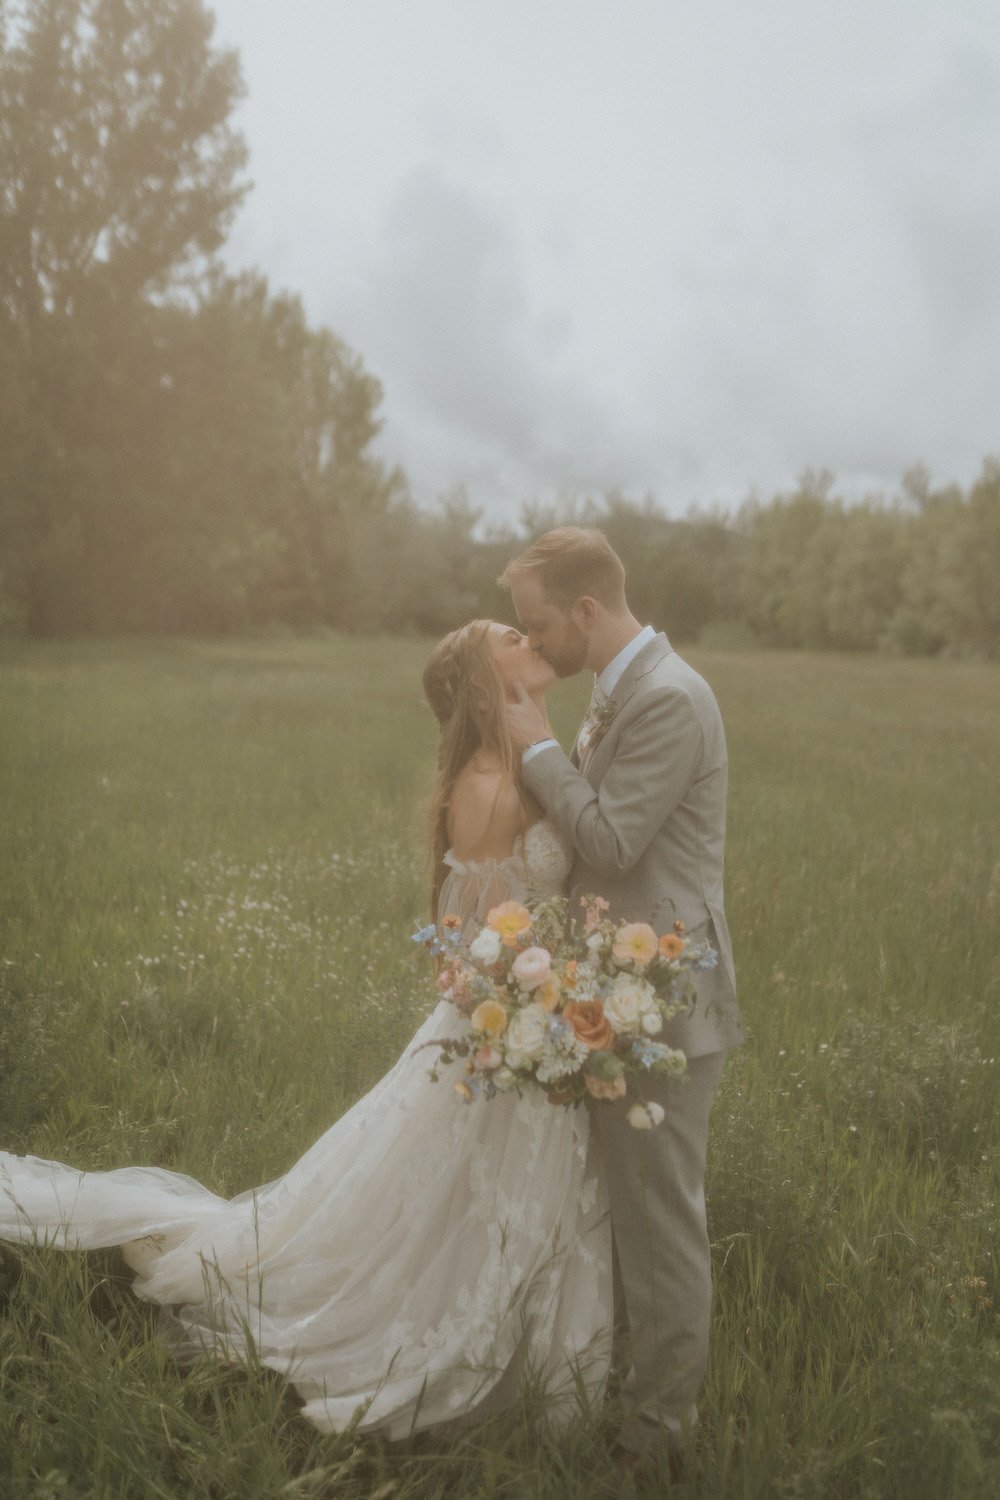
[522,624,656,764]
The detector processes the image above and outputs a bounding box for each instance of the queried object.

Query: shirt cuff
[522,738,559,765]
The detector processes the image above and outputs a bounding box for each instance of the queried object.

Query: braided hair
[422,620,536,920]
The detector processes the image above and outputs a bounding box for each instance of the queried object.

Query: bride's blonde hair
[422,620,537,919]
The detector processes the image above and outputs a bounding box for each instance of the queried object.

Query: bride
[0,620,612,1441]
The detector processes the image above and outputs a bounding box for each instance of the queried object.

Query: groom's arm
[521,687,703,878]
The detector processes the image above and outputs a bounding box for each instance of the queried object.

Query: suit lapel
[578,632,673,775]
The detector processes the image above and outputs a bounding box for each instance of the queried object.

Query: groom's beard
[544,623,589,678]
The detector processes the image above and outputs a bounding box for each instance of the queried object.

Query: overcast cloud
[209,0,1000,520]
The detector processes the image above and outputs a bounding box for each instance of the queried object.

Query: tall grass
[1,637,997,1497]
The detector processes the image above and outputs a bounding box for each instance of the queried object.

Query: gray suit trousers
[591,1049,727,1455]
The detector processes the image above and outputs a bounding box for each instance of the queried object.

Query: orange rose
[563,999,615,1050]
[659,932,685,960]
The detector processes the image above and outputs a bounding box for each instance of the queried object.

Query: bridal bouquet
[411,895,717,1129]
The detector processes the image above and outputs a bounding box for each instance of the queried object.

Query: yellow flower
[658,932,685,960]
[535,973,562,1012]
[470,999,509,1038]
[612,922,658,968]
[486,900,533,947]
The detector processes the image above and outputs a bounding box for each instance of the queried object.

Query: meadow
[0,636,997,1499]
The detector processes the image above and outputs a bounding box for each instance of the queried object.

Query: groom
[500,526,746,1461]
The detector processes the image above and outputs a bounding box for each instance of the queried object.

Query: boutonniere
[593,699,618,735]
[585,698,619,755]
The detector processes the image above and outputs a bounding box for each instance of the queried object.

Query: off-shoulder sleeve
[436,853,529,942]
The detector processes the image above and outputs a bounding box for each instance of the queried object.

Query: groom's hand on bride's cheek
[506,679,549,750]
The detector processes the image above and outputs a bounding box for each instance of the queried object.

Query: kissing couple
[0,526,746,1464]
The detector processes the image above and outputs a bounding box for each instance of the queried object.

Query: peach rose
[511,945,552,991]
[563,999,615,1051]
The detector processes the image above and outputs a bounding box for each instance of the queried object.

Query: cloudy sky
[208,0,1000,521]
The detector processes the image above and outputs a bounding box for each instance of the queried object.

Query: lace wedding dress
[0,821,612,1440]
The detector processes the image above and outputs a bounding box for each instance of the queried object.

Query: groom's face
[510,575,589,678]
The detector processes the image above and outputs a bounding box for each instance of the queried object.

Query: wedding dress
[0,820,612,1440]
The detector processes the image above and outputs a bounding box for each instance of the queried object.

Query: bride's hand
[505,679,551,751]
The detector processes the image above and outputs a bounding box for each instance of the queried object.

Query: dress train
[0,822,612,1439]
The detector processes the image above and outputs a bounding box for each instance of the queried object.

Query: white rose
[504,1003,550,1070]
[511,945,552,991]
[604,975,657,1035]
[640,1007,663,1035]
[627,1101,666,1130]
[469,927,502,965]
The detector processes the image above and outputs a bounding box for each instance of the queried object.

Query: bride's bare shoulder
[448,759,528,860]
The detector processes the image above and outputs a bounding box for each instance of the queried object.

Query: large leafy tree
[0,0,249,630]
[0,0,247,319]
[123,272,400,633]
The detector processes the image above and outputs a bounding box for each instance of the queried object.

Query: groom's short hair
[499,527,627,611]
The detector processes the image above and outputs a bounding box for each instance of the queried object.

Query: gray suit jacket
[522,632,747,1058]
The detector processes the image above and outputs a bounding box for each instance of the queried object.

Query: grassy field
[0,636,997,1499]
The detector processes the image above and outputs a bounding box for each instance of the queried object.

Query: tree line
[2,0,997,656]
[342,467,1000,658]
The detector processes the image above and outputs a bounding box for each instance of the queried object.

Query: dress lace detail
[438,819,573,939]
[0,820,611,1440]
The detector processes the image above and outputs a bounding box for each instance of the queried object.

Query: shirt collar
[596,624,656,700]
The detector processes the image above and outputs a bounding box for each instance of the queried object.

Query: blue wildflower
[630,1038,672,1069]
